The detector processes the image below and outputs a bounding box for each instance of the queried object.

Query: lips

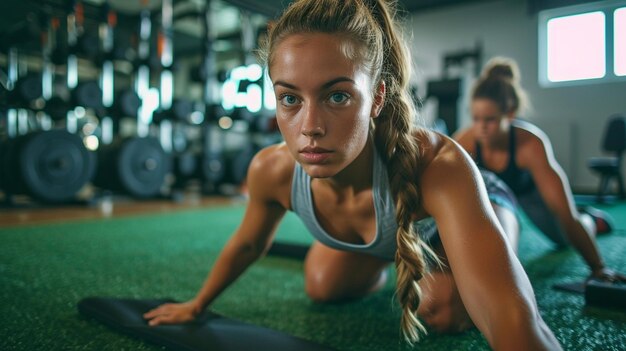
[299,146,332,163]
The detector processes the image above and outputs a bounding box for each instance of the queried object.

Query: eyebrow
[273,77,355,90]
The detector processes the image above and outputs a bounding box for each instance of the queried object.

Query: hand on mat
[589,267,626,283]
[143,300,201,326]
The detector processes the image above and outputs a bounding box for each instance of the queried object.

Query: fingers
[142,302,197,327]
[147,315,167,326]
[615,272,626,282]
[589,269,626,283]
[143,303,172,319]
[143,303,183,326]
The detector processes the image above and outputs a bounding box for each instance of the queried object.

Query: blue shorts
[480,168,519,214]
[423,168,518,248]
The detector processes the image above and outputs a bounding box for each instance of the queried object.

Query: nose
[475,120,487,132]
[301,103,325,137]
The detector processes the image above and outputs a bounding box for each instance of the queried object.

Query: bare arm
[421,138,561,350]
[521,130,604,274]
[144,145,291,325]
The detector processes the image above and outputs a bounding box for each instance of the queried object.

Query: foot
[579,206,614,234]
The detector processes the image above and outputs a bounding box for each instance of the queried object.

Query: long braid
[263,0,434,343]
[368,3,433,343]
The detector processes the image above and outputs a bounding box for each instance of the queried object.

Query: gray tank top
[290,149,437,261]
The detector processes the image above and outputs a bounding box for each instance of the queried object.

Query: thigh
[304,241,390,302]
[518,190,569,247]
[492,203,520,252]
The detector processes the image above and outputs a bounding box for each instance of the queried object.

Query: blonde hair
[262,0,433,343]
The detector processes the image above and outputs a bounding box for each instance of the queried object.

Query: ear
[370,80,386,118]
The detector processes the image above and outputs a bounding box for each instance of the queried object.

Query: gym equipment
[153,99,194,124]
[173,151,198,180]
[587,114,626,202]
[72,81,104,112]
[113,89,141,118]
[77,297,335,351]
[553,278,626,311]
[94,136,170,198]
[426,43,482,135]
[92,4,170,199]
[227,142,256,185]
[553,281,585,294]
[10,73,43,107]
[585,279,626,310]
[1,129,96,203]
[426,78,461,134]
[151,0,202,191]
[0,13,41,50]
[198,151,226,185]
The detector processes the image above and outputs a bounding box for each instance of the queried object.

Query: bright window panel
[616,8,626,76]
[547,11,606,82]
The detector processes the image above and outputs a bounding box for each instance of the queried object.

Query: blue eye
[279,94,299,106]
[329,92,349,104]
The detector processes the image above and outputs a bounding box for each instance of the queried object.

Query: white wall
[406,0,626,192]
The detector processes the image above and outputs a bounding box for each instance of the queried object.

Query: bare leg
[304,241,389,302]
[492,203,520,252]
[578,213,596,238]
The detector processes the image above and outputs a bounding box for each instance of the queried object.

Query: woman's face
[470,98,510,144]
[269,32,383,178]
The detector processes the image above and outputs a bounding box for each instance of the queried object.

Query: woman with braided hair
[144,1,561,349]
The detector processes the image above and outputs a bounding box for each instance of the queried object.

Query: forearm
[193,238,265,311]
[564,220,605,272]
[488,306,562,351]
[463,251,562,350]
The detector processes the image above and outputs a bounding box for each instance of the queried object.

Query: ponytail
[369,1,436,343]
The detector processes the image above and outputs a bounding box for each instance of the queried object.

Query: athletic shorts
[480,168,519,214]
[423,168,519,248]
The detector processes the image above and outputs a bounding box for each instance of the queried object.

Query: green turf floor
[1,200,625,351]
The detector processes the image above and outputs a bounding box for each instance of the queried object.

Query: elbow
[226,238,266,261]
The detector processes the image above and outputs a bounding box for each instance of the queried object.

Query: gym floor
[1,195,625,350]
[0,192,241,228]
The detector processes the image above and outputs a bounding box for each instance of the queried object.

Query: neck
[480,122,511,149]
[318,138,374,194]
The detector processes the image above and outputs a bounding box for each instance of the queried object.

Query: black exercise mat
[78,297,335,351]
[553,281,586,294]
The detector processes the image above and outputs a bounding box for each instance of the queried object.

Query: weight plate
[174,152,197,178]
[19,130,96,202]
[230,145,256,185]
[116,137,170,198]
[200,152,225,184]
[74,81,103,110]
[116,90,141,118]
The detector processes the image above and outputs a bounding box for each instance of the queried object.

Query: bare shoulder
[416,130,480,213]
[452,126,476,156]
[514,121,553,164]
[247,143,295,209]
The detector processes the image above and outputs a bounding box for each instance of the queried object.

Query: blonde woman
[145,1,561,349]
